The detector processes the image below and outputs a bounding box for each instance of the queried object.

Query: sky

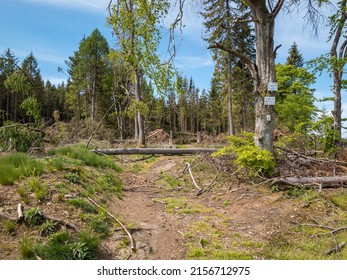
[0,0,345,134]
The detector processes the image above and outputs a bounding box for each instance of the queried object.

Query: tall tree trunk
[134,68,146,147]
[91,72,96,122]
[250,1,278,154]
[330,0,347,139]
[332,71,342,138]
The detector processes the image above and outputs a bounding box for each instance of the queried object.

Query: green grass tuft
[0,153,44,185]
[47,145,122,171]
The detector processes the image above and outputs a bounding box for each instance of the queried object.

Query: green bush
[0,122,44,152]
[213,132,275,177]
[0,153,44,185]
[48,145,122,171]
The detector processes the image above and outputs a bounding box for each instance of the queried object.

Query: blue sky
[0,0,345,134]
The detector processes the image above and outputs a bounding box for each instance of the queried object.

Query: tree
[108,0,171,147]
[309,0,347,141]
[66,29,110,122]
[275,63,316,132]
[207,0,328,153]
[286,42,304,67]
[202,0,255,136]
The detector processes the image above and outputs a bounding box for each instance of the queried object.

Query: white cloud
[175,55,213,69]
[22,0,109,12]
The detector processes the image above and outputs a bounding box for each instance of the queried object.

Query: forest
[1,0,347,261]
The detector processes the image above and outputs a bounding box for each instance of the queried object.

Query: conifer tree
[286,42,304,68]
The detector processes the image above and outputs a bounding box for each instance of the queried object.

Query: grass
[47,145,122,171]
[28,177,48,202]
[2,220,17,235]
[0,153,44,185]
[34,230,101,260]
[331,192,347,210]
[96,174,123,199]
[67,198,98,213]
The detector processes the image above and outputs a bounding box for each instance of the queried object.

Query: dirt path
[109,157,187,259]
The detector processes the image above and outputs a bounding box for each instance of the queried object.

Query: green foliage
[0,122,44,153]
[108,0,174,93]
[35,230,100,260]
[28,177,48,202]
[20,97,41,125]
[2,220,17,235]
[96,174,123,199]
[19,236,36,260]
[64,173,81,184]
[67,198,98,213]
[85,213,110,235]
[331,192,347,210]
[48,145,121,171]
[24,207,43,226]
[312,115,340,154]
[213,132,275,177]
[275,63,317,132]
[39,220,58,236]
[0,153,44,185]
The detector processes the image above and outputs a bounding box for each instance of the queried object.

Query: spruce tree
[286,42,304,68]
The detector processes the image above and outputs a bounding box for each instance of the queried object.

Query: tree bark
[330,0,347,138]
[249,1,277,153]
[134,68,146,147]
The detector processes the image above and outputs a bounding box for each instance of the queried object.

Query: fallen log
[93,148,218,155]
[270,176,347,188]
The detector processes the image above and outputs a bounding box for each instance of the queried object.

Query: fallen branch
[42,214,78,232]
[87,197,136,252]
[269,176,347,189]
[17,203,24,220]
[275,145,347,167]
[325,242,346,255]
[93,148,217,155]
[185,162,202,195]
[0,212,18,221]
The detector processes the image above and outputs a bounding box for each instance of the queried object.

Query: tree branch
[271,0,285,19]
[208,42,258,83]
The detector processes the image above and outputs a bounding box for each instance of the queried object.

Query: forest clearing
[1,0,347,260]
[0,129,347,260]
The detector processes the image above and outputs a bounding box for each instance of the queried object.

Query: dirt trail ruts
[109,157,186,259]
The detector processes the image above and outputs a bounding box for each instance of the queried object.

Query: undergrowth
[0,153,44,185]
[47,145,121,171]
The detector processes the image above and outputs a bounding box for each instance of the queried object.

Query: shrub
[213,132,275,177]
